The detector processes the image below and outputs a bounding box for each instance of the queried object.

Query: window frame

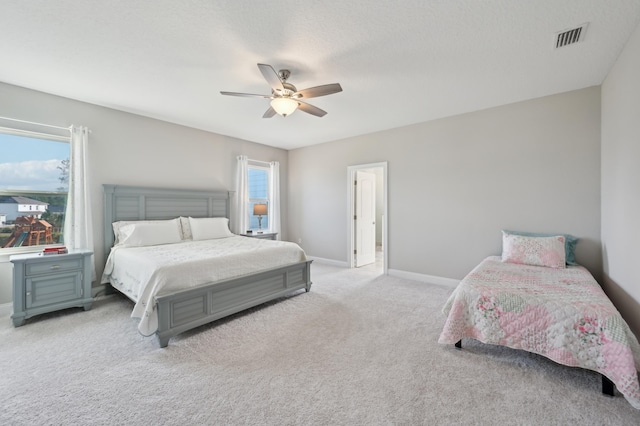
[247,162,271,232]
[0,127,70,256]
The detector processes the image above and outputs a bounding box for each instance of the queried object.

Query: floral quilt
[439,256,640,409]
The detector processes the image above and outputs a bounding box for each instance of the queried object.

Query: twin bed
[101,185,312,348]
[439,231,640,409]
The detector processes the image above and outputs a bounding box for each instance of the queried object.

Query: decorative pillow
[118,220,182,247]
[501,232,566,269]
[179,217,193,240]
[188,217,234,241]
[502,230,579,265]
[113,218,183,245]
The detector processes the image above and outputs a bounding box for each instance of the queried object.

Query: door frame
[347,162,388,273]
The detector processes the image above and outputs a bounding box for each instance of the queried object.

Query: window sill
[0,246,50,260]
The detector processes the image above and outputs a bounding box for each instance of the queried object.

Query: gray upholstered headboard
[103,184,231,259]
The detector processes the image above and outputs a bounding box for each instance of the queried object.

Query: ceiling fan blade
[295,83,342,99]
[297,100,327,117]
[263,106,277,118]
[220,91,271,98]
[257,63,284,93]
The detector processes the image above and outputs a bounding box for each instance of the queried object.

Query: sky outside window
[248,168,268,198]
[0,134,69,191]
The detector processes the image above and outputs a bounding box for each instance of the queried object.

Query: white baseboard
[388,269,459,288]
[0,302,12,318]
[307,256,459,288]
[91,283,110,298]
[0,288,114,319]
[306,256,349,268]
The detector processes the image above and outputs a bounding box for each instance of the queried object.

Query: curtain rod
[248,159,272,166]
[0,116,71,132]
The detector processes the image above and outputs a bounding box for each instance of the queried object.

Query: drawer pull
[26,292,31,296]
[50,265,61,270]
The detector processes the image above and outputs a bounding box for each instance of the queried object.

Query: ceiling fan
[220,63,342,118]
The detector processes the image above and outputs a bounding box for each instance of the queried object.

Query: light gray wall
[0,82,608,311]
[601,21,640,336]
[289,87,602,281]
[0,82,288,304]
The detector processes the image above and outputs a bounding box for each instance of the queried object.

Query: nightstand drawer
[25,258,83,276]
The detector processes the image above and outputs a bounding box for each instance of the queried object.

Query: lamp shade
[270,97,298,117]
[253,203,268,216]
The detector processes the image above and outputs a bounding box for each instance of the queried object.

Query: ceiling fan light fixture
[270,97,298,117]
[221,63,341,118]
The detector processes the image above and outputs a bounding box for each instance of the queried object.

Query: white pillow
[113,218,183,244]
[118,220,182,247]
[188,217,234,241]
[179,217,193,240]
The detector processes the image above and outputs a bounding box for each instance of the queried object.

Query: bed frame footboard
[154,260,312,347]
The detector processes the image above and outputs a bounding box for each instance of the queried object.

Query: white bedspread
[101,236,306,335]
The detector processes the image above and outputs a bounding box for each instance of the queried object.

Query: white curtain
[269,161,281,240]
[64,125,96,281]
[234,155,250,234]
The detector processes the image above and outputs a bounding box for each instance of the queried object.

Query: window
[248,165,270,231]
[0,131,70,252]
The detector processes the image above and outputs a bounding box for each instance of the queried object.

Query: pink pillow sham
[501,232,566,269]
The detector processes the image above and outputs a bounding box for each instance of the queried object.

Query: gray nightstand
[240,232,278,240]
[10,250,93,327]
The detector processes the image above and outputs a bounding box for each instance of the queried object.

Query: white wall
[601,21,640,335]
[0,80,609,316]
[0,82,288,303]
[289,87,602,281]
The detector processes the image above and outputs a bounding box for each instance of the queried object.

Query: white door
[355,170,376,267]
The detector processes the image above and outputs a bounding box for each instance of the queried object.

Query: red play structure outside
[2,216,54,248]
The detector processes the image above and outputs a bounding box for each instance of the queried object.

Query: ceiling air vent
[555,23,588,48]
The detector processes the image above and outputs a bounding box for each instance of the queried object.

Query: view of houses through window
[248,165,269,231]
[0,132,70,250]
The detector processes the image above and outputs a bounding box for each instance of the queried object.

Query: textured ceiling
[2,1,640,150]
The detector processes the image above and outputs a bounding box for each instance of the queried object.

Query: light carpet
[1,262,639,425]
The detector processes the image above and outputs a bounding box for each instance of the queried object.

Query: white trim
[0,126,70,142]
[248,159,271,167]
[0,302,12,318]
[347,162,388,274]
[306,256,349,268]
[247,162,274,233]
[0,116,71,132]
[91,283,110,298]
[388,269,460,288]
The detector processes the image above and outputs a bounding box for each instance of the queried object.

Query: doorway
[347,162,388,273]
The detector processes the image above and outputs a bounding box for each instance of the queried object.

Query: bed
[438,232,640,409]
[101,184,312,347]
